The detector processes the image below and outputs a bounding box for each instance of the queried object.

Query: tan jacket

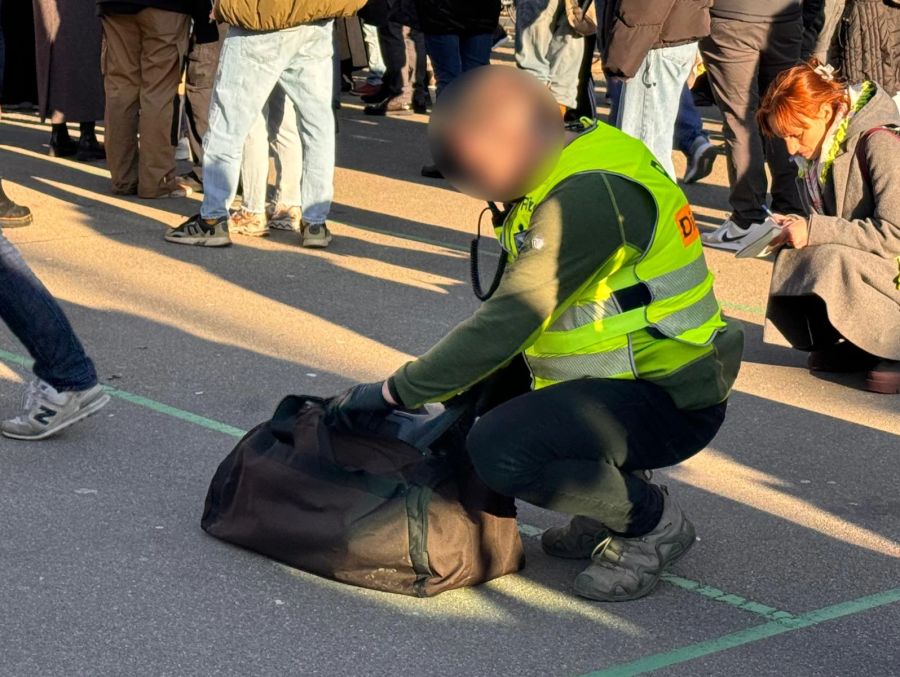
[215,0,366,31]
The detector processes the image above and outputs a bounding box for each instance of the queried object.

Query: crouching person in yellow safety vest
[327,66,744,602]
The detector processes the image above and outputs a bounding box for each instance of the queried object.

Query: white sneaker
[702,218,768,252]
[682,138,717,184]
[1,380,110,441]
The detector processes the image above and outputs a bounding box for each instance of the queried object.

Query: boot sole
[164,234,232,247]
[0,213,34,228]
[2,392,111,441]
[574,519,697,602]
[865,374,900,394]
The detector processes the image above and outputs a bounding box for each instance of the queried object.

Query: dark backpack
[201,396,525,597]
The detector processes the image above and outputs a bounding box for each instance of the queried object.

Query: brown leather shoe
[807,342,879,373]
[865,361,900,394]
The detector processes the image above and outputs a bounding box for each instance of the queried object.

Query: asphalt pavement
[0,64,897,677]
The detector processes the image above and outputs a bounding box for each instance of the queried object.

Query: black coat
[414,0,501,35]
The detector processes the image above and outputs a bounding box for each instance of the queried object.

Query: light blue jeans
[201,21,334,224]
[362,21,385,85]
[240,85,302,214]
[515,0,584,109]
[616,42,698,180]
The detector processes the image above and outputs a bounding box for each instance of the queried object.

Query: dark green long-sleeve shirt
[391,173,744,410]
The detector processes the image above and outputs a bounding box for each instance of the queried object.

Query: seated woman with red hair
[757,60,900,394]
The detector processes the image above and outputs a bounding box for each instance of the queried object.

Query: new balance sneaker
[573,491,696,602]
[542,516,611,559]
[164,214,231,247]
[2,380,110,441]
[302,221,333,248]
[268,205,302,231]
[701,218,768,252]
[229,209,269,237]
[682,137,717,184]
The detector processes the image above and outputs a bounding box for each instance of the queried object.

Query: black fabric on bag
[201,395,524,597]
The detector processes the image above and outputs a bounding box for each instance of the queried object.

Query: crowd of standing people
[0,0,897,443]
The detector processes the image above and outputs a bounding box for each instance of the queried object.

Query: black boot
[0,179,34,228]
[48,123,78,158]
[76,122,106,162]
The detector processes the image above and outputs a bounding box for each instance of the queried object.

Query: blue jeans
[515,0,584,109]
[0,230,97,391]
[674,84,708,155]
[240,85,302,214]
[201,22,334,224]
[362,21,386,85]
[423,33,493,98]
[615,42,699,179]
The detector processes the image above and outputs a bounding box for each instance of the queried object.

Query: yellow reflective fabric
[500,121,726,388]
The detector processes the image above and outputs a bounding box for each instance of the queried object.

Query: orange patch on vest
[675,204,699,247]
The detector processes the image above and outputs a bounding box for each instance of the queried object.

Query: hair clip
[814,63,836,81]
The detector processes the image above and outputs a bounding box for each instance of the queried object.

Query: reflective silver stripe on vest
[528,347,633,382]
[547,257,709,333]
[653,289,720,337]
[549,297,621,332]
[645,257,709,300]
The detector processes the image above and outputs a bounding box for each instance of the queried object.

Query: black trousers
[466,361,727,537]
[377,21,427,105]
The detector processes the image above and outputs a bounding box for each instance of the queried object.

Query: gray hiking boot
[302,221,333,248]
[542,470,653,559]
[542,516,611,559]
[1,380,110,441]
[573,491,696,602]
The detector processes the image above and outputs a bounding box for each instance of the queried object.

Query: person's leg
[675,83,707,156]
[616,43,697,180]
[424,33,463,98]
[759,18,803,215]
[184,28,225,182]
[377,20,407,99]
[409,27,429,106]
[199,29,286,220]
[0,231,109,440]
[467,377,726,601]
[700,19,768,227]
[605,76,622,124]
[232,103,271,238]
[515,0,555,87]
[135,8,190,198]
[362,21,386,85]
[267,85,302,210]
[0,231,97,391]
[459,32,494,73]
[468,378,723,537]
[279,21,335,244]
[101,13,142,194]
[545,16,584,110]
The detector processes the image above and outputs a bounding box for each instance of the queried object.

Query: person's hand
[770,214,810,250]
[325,381,396,431]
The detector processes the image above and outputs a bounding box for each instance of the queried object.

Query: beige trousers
[101,9,189,197]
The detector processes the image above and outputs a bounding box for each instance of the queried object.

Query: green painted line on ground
[583,587,900,677]
[719,300,766,316]
[102,387,247,439]
[660,573,794,621]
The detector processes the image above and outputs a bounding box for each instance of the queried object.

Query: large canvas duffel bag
[201,395,525,597]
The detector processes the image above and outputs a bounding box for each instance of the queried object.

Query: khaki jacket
[215,0,366,30]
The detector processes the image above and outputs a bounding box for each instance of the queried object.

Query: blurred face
[429,68,564,202]
[777,102,839,160]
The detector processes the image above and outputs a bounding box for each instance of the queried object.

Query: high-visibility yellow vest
[499,121,727,389]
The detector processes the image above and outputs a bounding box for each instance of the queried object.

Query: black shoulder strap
[855,126,900,186]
